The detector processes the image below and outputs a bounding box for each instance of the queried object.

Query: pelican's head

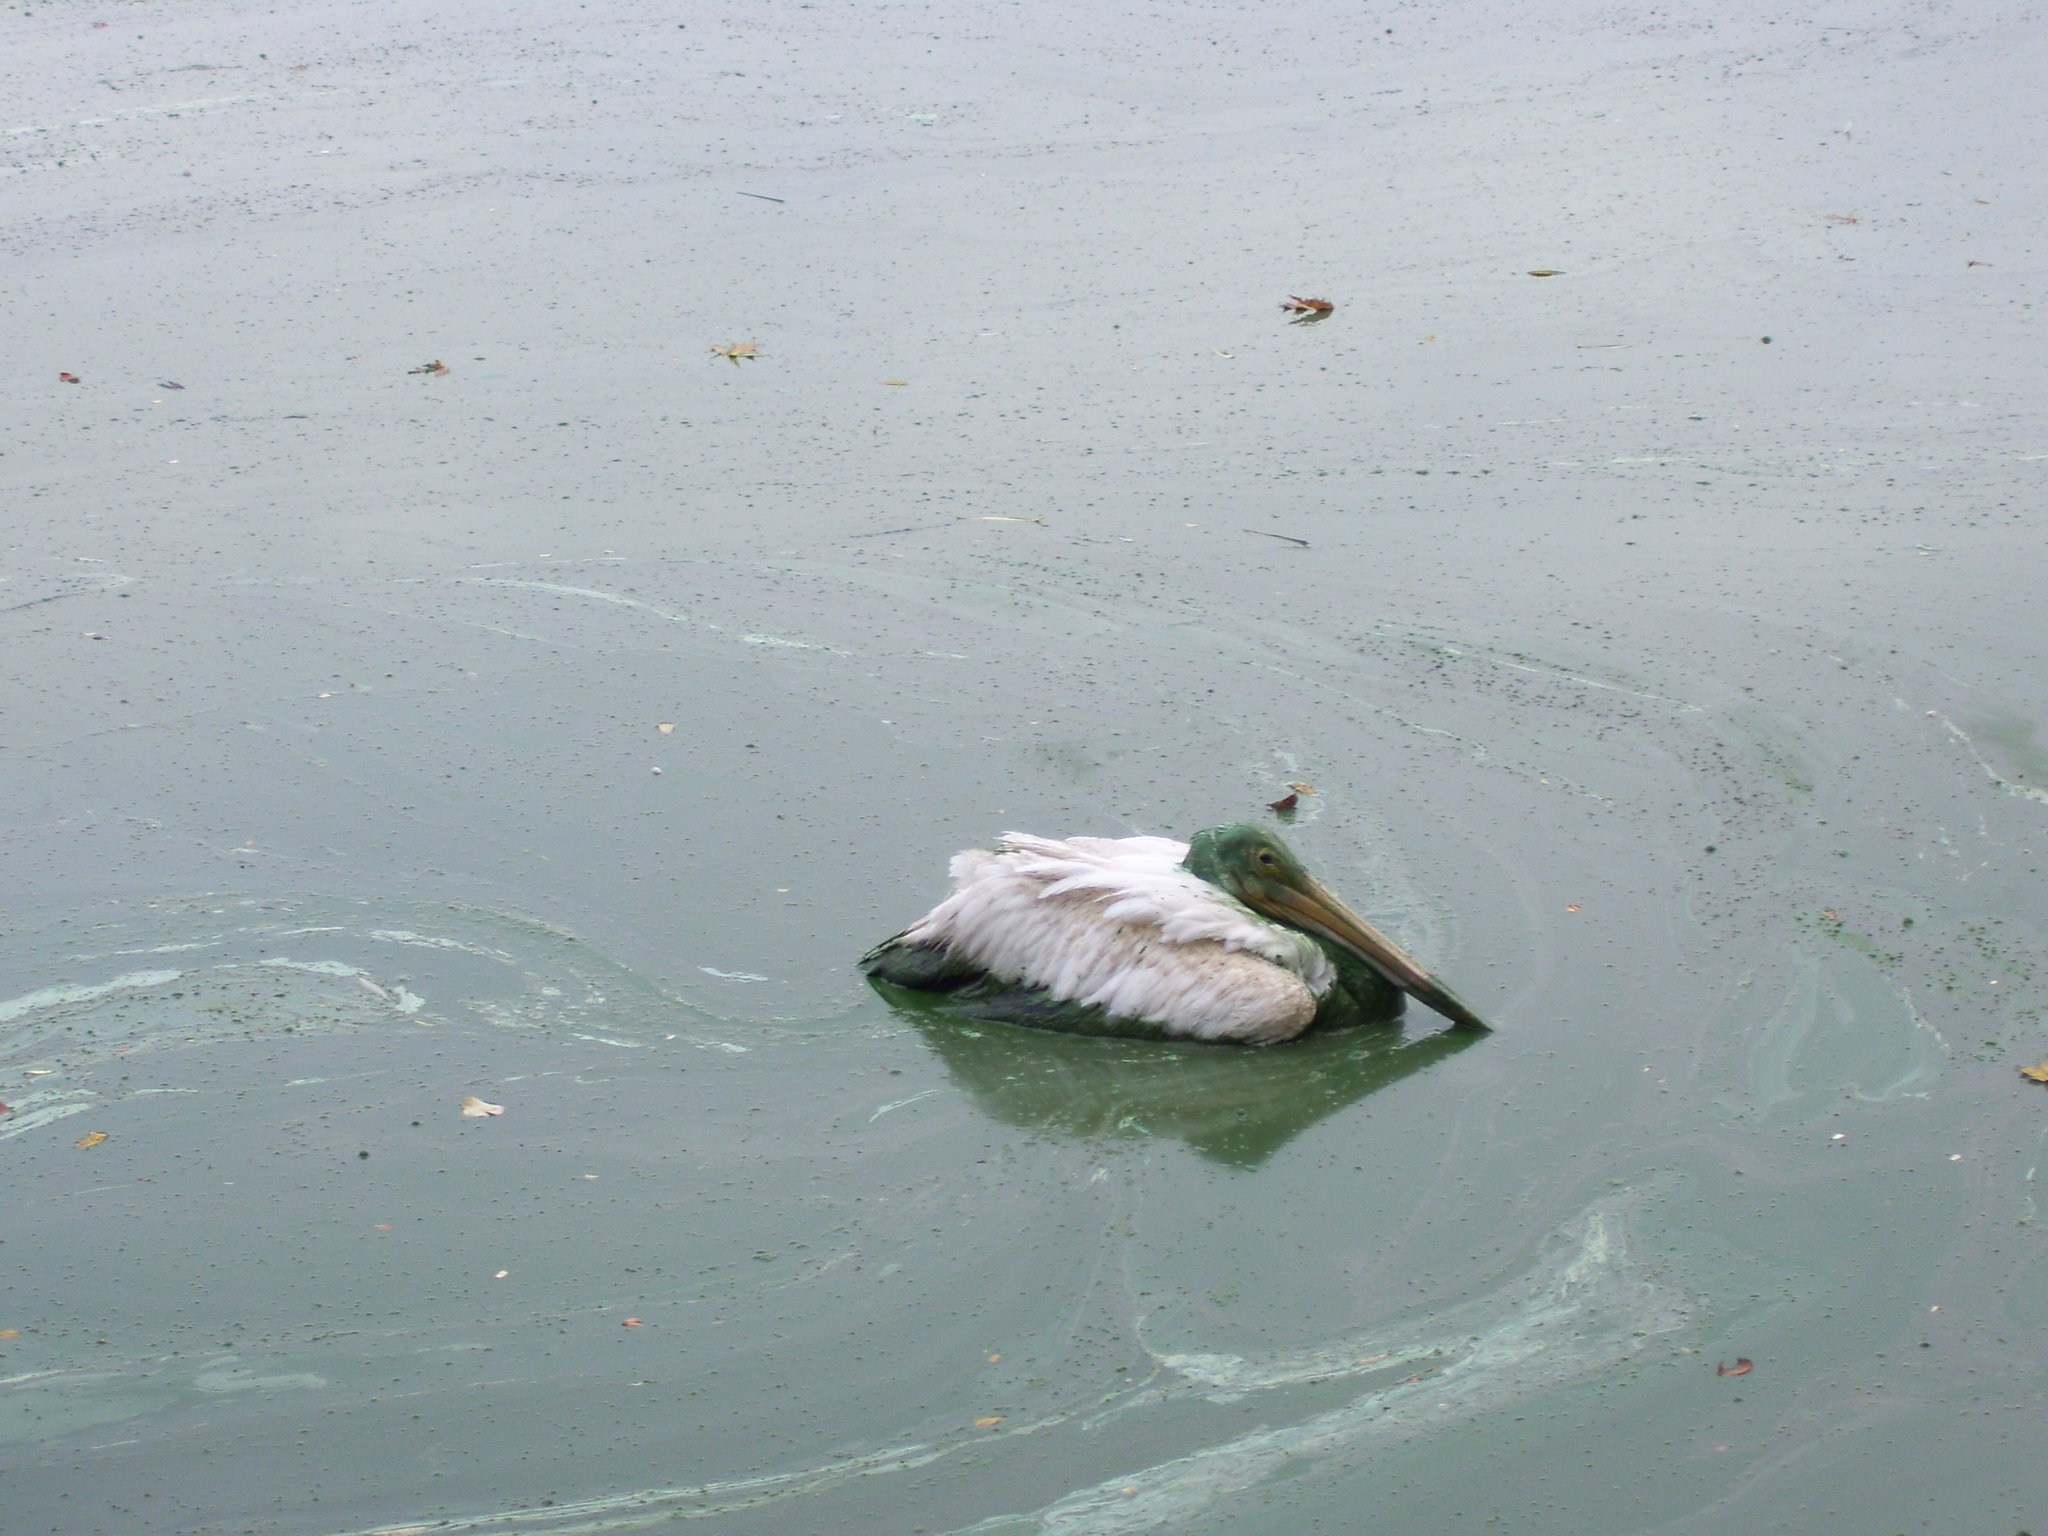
[1183,823,1491,1032]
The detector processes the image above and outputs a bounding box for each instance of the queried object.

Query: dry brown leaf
[1716,1357,1753,1376]
[973,1415,1005,1428]
[1280,296,1334,313]
[0,1329,20,1339]
[407,359,449,375]
[1565,904,1582,913]
[1267,793,1299,813]
[882,379,909,386]
[460,1095,504,1118]
[2017,1060,2048,1084]
[711,342,759,362]
[1288,782,1316,795]
[622,1317,644,1327]
[75,1130,109,1149]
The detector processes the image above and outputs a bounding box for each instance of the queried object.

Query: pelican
[861,823,1491,1045]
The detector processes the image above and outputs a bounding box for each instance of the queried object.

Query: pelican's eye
[1255,849,1277,867]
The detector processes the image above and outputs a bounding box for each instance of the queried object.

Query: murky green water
[6,3,2046,1532]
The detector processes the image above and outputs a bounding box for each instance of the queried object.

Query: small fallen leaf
[711,342,759,363]
[460,1095,504,1117]
[0,1329,19,1339]
[1287,782,1316,795]
[1280,296,1334,313]
[622,1317,644,1327]
[1716,1358,1752,1377]
[1267,793,1299,813]
[494,1269,509,1278]
[407,359,449,375]
[882,379,909,385]
[2017,1061,2048,1084]
[657,722,675,734]
[75,1130,109,1149]
[1565,904,1581,912]
[1527,269,1562,277]
[973,1416,1005,1428]
[986,1352,1001,1363]
[1823,213,1861,224]
[58,371,81,383]
[374,1223,393,1229]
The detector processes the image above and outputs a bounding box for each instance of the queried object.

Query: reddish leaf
[1716,1358,1752,1377]
[1267,793,1299,813]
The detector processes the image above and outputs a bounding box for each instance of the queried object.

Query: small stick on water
[736,191,786,203]
[1243,529,1310,547]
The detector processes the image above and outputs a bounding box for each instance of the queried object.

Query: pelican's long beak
[1249,876,1492,1033]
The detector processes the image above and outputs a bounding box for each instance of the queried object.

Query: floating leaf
[973,1416,1005,1428]
[2017,1061,2048,1084]
[1287,782,1316,795]
[1716,1357,1752,1377]
[622,1317,644,1327]
[407,359,449,375]
[1527,269,1562,277]
[1280,296,1334,313]
[0,1102,10,1116]
[1823,213,1861,224]
[1267,793,1299,813]
[710,342,759,363]
[0,1329,19,1339]
[657,722,676,734]
[1565,904,1581,912]
[882,379,909,386]
[460,1095,505,1118]
[75,1130,108,1149]
[58,371,81,383]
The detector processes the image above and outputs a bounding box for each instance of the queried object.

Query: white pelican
[861,823,1491,1045]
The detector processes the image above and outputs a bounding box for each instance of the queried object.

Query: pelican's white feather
[898,833,1337,1043]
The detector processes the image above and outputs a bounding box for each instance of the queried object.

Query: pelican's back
[864,833,1333,1043]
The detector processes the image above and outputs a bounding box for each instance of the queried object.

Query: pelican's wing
[881,835,1327,1041]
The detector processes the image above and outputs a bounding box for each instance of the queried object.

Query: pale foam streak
[952,1186,1688,1536]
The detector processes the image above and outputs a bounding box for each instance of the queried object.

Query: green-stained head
[1181,822,1493,1033]
[1181,823,1317,909]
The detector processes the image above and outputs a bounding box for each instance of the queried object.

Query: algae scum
[6,1,2048,1532]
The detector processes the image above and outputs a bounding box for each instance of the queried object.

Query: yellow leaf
[883,379,909,386]
[75,1130,108,1149]
[973,1415,1004,1428]
[0,1328,21,1339]
[2018,1061,2048,1083]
